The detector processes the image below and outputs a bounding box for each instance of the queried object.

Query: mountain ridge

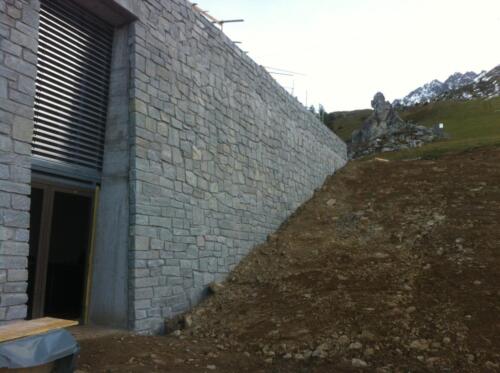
[394,65,499,107]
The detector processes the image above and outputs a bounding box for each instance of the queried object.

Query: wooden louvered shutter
[32,0,114,180]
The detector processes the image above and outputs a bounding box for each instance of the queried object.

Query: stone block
[0,241,28,255]
[11,194,29,211]
[0,292,27,307]
[4,281,27,293]
[2,210,29,228]
[7,269,27,282]
[12,115,33,142]
[0,165,9,180]
[135,277,159,288]
[0,135,13,152]
[0,255,26,270]
[6,6,22,20]
[161,266,180,277]
[5,304,26,320]
[21,6,39,27]
[3,54,36,77]
[0,77,8,99]
[134,287,154,300]
[14,228,28,242]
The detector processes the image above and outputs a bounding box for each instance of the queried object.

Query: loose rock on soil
[78,147,500,372]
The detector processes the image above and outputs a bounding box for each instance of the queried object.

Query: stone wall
[0,0,347,331]
[0,0,39,322]
[127,0,347,333]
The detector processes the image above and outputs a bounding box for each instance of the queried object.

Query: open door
[28,181,95,321]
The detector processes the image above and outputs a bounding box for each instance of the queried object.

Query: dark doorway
[28,181,95,321]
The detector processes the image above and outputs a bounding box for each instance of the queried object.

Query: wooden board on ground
[0,317,78,343]
[0,363,54,373]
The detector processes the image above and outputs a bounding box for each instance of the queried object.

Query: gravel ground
[78,147,500,372]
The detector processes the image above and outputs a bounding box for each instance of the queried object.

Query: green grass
[326,109,372,141]
[326,97,500,160]
[385,97,500,159]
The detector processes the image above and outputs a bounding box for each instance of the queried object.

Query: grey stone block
[0,78,7,99]
[7,269,27,282]
[5,304,26,320]
[11,194,29,211]
[0,241,29,255]
[4,281,27,293]
[0,293,27,307]
[2,210,29,228]
[3,54,36,77]
[0,165,9,180]
[0,255,26,269]
[12,115,33,142]
[0,135,13,152]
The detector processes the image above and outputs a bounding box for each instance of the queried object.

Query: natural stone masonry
[0,0,39,322]
[0,0,346,332]
[127,0,347,333]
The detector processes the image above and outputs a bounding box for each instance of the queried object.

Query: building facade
[0,0,347,333]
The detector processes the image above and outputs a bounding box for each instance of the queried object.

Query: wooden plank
[0,317,78,343]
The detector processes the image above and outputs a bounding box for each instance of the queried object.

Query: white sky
[195,0,500,111]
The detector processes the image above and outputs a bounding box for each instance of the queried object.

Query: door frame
[30,177,96,320]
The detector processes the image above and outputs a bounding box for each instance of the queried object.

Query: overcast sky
[195,0,500,112]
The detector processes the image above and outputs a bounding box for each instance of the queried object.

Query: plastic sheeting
[0,329,79,369]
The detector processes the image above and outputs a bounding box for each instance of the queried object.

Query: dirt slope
[78,147,500,372]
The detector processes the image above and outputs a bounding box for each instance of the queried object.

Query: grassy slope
[392,97,500,159]
[326,109,371,141]
[327,97,500,159]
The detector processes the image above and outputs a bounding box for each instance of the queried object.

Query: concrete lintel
[71,0,139,26]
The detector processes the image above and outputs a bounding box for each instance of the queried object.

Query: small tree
[318,104,326,124]
[307,104,330,126]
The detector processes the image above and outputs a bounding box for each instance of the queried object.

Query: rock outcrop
[349,92,445,159]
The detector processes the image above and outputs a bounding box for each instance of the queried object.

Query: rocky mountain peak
[439,65,499,101]
[394,70,486,107]
[444,71,478,90]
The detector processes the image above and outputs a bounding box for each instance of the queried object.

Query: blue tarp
[0,329,79,369]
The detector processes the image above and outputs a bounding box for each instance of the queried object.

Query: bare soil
[77,147,500,372]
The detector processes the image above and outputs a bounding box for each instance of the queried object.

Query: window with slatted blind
[32,0,114,179]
